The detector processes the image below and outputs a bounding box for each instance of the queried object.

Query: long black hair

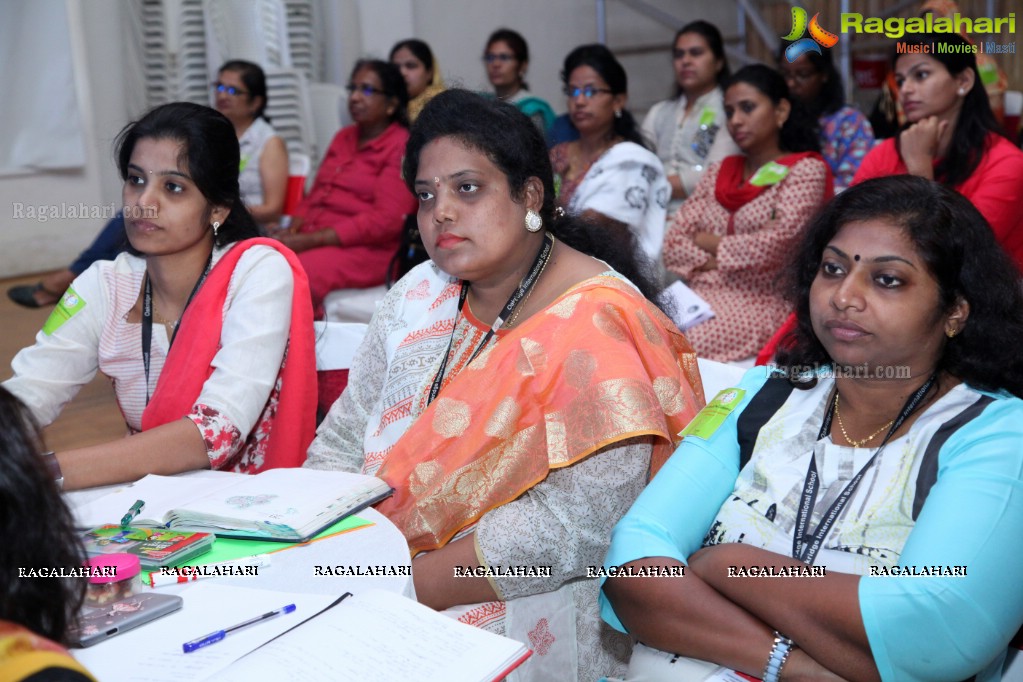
[403,89,664,308]
[561,44,647,149]
[116,102,260,248]
[893,32,1007,187]
[218,59,270,120]
[725,64,820,153]
[0,387,87,644]
[777,39,845,117]
[675,20,731,97]
[389,39,438,86]
[352,59,410,128]
[777,175,1023,397]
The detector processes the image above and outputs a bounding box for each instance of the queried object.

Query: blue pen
[182,604,296,653]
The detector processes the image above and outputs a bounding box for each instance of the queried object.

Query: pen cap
[84,553,140,606]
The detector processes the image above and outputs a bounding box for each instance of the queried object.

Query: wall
[0,0,721,278]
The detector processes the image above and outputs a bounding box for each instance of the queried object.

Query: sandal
[7,282,62,309]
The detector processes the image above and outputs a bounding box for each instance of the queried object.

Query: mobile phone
[71,593,183,647]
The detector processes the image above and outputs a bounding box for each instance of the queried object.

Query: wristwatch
[41,451,64,490]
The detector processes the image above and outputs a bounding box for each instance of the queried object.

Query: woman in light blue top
[601,175,1023,682]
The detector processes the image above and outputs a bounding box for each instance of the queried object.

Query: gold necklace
[506,235,556,328]
[834,393,894,448]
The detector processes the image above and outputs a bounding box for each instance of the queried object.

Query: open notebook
[217,590,531,682]
[71,469,393,542]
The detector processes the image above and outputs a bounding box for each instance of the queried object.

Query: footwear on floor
[7,283,61,309]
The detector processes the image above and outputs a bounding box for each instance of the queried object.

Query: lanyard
[142,252,213,404]
[792,373,937,565]
[426,231,554,406]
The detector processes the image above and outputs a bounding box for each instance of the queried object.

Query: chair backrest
[313,321,368,371]
[696,358,747,403]
[308,82,348,164]
[282,152,310,216]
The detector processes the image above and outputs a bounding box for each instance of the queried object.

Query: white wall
[0,0,736,278]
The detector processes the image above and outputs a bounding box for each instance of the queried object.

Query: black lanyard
[792,373,937,565]
[142,252,213,404]
[426,232,555,406]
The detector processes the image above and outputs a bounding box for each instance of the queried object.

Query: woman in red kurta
[274,60,418,316]
[854,32,1023,271]
[663,65,831,362]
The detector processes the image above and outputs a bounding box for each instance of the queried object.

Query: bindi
[853,254,861,262]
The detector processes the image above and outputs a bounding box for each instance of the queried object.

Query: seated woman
[482,28,556,134]
[304,90,704,681]
[643,21,740,214]
[779,41,874,192]
[390,39,445,124]
[4,102,317,491]
[662,64,831,362]
[0,387,97,681]
[550,44,670,266]
[8,59,289,309]
[272,60,417,317]
[855,32,1023,270]
[602,175,1023,682]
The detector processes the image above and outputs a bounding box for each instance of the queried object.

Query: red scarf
[714,152,831,213]
[141,238,317,470]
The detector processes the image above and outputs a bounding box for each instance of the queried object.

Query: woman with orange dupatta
[305,90,703,681]
[4,103,317,491]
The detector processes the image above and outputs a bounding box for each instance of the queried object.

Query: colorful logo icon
[783,7,839,61]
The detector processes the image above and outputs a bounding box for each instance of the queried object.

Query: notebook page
[71,583,339,682]
[217,589,529,682]
[168,469,389,534]
[70,471,245,529]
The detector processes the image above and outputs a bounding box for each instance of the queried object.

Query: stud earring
[946,326,958,338]
[525,209,543,233]
[957,87,966,96]
[212,220,221,238]
[614,109,622,119]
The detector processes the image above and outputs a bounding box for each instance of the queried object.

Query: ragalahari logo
[783,7,839,62]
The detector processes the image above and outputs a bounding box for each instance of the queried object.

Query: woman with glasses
[390,39,445,124]
[550,44,669,268]
[662,65,831,362]
[8,60,289,309]
[270,60,417,317]
[778,41,874,192]
[643,21,740,215]
[482,28,555,134]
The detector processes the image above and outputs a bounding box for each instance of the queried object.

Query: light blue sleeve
[861,395,1023,681]
[599,367,771,632]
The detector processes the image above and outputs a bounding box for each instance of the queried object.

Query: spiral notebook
[72,469,393,542]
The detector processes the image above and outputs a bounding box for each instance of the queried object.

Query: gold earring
[946,326,958,338]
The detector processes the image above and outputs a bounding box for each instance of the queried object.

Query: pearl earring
[957,87,966,96]
[525,209,543,233]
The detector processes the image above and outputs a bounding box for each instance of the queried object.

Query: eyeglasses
[563,85,614,99]
[345,83,388,97]
[483,53,516,64]
[212,82,249,97]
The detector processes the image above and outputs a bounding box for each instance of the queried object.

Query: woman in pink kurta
[274,60,417,316]
[663,65,831,361]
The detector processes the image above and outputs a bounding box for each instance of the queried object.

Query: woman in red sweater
[855,32,1023,270]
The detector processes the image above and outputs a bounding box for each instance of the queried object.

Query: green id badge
[749,161,790,187]
[679,388,746,440]
[42,286,86,335]
[698,107,716,128]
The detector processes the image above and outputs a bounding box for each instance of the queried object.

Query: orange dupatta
[141,238,317,470]
[374,275,704,555]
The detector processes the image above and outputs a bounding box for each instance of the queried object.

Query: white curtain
[0,0,85,175]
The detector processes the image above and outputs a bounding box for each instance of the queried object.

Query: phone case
[72,592,183,647]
